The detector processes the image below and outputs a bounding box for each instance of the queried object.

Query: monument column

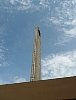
[30,27,41,81]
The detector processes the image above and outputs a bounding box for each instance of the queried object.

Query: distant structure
[30,26,41,81]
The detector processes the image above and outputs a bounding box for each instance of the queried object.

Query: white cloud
[64,27,76,38]
[39,0,49,8]
[0,0,33,11]
[43,0,76,44]
[0,80,6,85]
[0,27,8,67]
[0,76,27,85]
[9,0,32,6]
[41,50,76,80]
[10,0,15,5]
[0,0,50,11]
[13,76,27,83]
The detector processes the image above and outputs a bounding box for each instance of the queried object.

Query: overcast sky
[0,0,76,85]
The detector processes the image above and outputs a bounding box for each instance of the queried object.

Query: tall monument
[30,26,41,81]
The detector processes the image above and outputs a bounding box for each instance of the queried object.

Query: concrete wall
[0,76,76,100]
